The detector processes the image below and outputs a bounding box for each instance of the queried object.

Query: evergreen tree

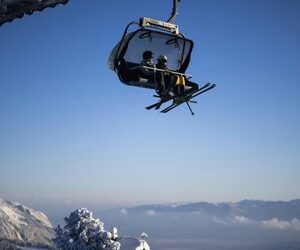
[54,208,120,250]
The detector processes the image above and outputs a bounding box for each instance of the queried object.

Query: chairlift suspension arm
[139,0,181,34]
[167,0,181,24]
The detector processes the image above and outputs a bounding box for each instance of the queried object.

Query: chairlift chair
[108,0,215,115]
[108,0,197,91]
[108,17,195,92]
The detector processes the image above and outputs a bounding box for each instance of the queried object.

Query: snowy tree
[54,208,120,250]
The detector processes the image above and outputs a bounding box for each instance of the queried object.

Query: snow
[0,200,52,228]
[54,208,151,250]
[14,202,52,227]
[26,207,52,227]
[1,200,151,249]
[0,203,28,226]
[0,199,55,246]
[54,208,120,250]
[119,237,150,250]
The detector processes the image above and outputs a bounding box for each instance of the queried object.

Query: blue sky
[0,0,300,210]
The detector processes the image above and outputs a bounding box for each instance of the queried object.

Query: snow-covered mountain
[124,199,300,220]
[100,199,300,241]
[0,199,152,249]
[0,198,54,247]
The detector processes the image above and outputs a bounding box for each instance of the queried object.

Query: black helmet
[143,50,153,60]
[157,55,167,63]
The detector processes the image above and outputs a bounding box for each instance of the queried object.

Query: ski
[160,83,216,113]
[145,96,172,110]
[145,82,211,110]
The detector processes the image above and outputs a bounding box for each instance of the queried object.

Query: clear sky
[0,0,300,210]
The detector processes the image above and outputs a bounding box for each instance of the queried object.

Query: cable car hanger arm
[167,0,181,24]
[139,0,181,34]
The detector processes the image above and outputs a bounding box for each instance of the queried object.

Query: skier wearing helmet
[156,55,171,97]
[156,55,174,98]
[156,55,168,70]
[138,50,156,82]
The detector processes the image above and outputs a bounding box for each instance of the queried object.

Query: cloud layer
[213,216,300,231]
[261,218,300,230]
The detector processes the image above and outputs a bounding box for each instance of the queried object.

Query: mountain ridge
[0,198,55,248]
[121,199,300,220]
